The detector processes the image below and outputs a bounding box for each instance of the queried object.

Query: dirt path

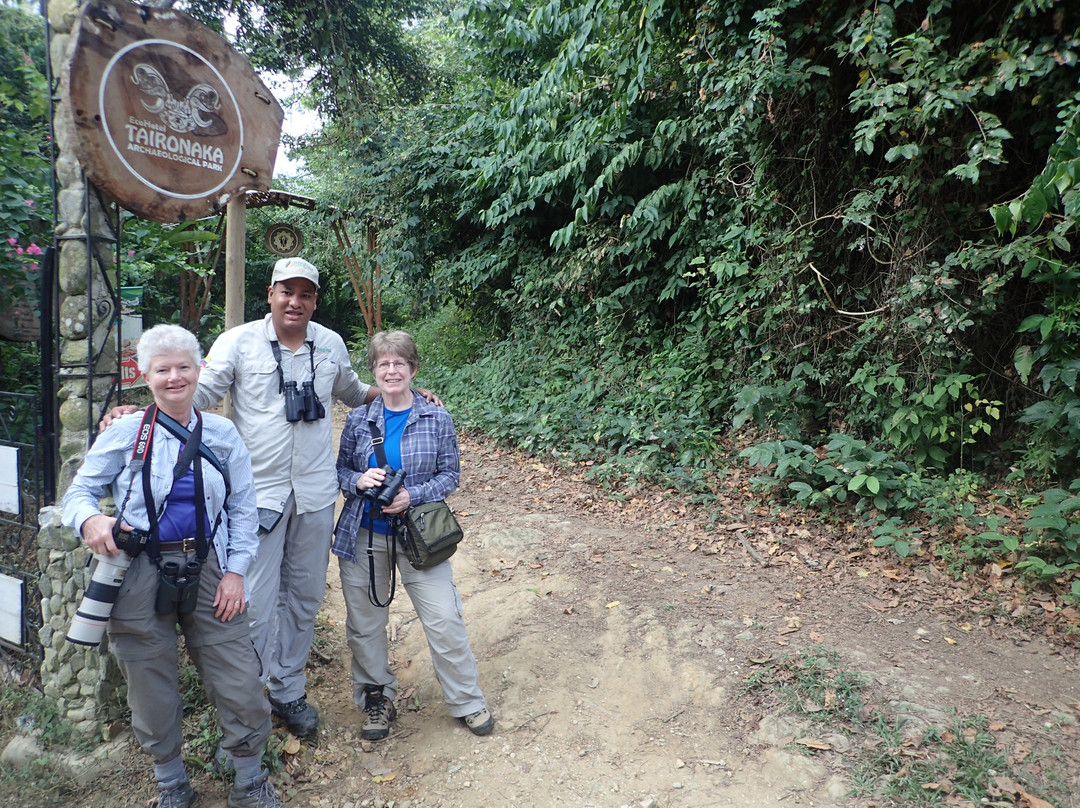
[60,412,1080,808]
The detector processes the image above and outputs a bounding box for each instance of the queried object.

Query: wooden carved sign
[65,1,284,223]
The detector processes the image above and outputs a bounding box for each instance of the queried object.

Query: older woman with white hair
[62,324,286,808]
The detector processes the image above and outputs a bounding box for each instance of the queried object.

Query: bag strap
[154,410,231,498]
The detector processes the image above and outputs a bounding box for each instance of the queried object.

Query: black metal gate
[0,391,49,656]
[0,244,57,660]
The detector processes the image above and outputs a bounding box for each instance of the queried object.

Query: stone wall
[36,0,127,742]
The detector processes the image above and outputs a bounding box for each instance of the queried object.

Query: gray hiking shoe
[151,780,195,808]
[227,769,285,808]
[462,707,495,736]
[269,692,319,737]
[361,685,397,741]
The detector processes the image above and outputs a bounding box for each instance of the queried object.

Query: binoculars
[364,465,407,508]
[283,380,325,422]
[155,560,202,615]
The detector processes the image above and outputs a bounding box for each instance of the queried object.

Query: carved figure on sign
[132,63,221,134]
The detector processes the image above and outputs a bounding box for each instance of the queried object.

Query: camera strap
[370,418,389,467]
[365,413,397,607]
[132,405,221,568]
[269,338,317,394]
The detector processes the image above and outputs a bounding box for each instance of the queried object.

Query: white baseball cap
[271,257,320,289]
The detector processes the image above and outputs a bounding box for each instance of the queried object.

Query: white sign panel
[0,445,19,514]
[0,573,23,646]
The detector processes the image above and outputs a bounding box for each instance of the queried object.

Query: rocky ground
[15,407,1080,808]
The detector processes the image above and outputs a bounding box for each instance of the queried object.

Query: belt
[116,531,198,554]
[158,537,198,553]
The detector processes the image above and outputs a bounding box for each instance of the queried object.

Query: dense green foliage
[184,0,434,115]
[283,0,1080,576]
[349,0,1080,476]
[6,0,1078,578]
[0,2,50,394]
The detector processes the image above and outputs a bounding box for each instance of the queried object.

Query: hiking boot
[151,780,195,808]
[227,769,285,808]
[462,707,495,736]
[361,686,397,741]
[269,693,319,737]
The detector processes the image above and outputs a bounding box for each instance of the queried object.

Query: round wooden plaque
[265,223,304,257]
[64,2,284,223]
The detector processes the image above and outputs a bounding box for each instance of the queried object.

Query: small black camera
[365,466,407,508]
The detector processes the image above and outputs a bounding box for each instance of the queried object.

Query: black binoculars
[283,380,325,422]
[364,465,407,508]
[155,560,202,615]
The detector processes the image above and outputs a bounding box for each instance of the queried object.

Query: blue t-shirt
[361,406,410,535]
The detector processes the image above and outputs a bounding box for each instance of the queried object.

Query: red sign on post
[64,2,284,223]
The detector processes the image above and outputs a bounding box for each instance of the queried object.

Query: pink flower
[127,250,135,257]
[29,263,38,271]
[6,238,15,246]
[15,246,23,254]
[26,243,42,255]
[25,200,34,208]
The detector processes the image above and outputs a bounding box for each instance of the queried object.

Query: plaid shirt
[332,392,460,562]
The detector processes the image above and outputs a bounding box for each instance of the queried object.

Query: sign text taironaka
[65,2,284,223]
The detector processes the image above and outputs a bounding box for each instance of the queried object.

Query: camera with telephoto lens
[66,552,133,646]
[155,559,202,615]
[283,380,325,422]
[364,466,407,508]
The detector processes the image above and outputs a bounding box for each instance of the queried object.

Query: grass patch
[742,645,1075,807]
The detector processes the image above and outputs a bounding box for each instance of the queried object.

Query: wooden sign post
[64,1,285,326]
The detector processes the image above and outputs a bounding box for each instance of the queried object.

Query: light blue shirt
[62,408,260,579]
[194,315,371,514]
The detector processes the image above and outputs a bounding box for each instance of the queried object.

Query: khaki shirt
[195,315,370,514]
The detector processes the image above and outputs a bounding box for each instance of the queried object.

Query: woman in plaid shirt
[332,330,494,741]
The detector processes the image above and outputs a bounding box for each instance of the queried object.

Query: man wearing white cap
[107,257,438,742]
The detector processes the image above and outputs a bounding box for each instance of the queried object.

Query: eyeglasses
[375,360,410,372]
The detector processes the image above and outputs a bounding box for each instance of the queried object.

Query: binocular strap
[366,521,398,608]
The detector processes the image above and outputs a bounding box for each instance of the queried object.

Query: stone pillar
[36,0,127,742]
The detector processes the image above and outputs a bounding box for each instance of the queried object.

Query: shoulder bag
[394,500,464,570]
